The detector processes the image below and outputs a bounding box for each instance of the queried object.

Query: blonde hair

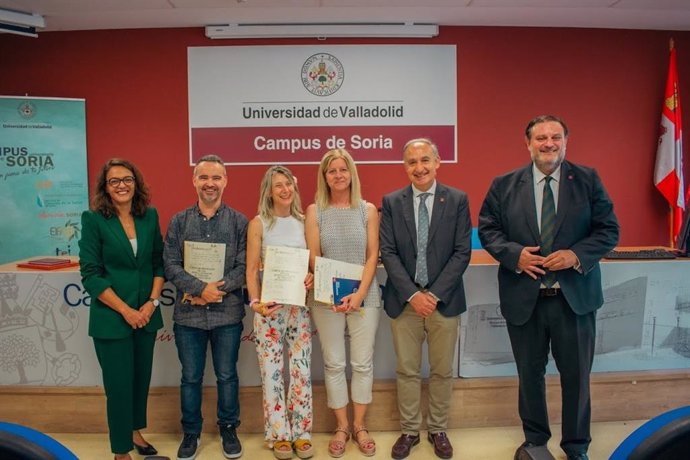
[258,165,303,229]
[315,149,362,210]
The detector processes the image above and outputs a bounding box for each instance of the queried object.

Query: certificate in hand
[261,245,309,307]
[184,241,226,282]
[314,256,363,304]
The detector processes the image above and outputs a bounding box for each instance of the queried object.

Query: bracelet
[249,298,260,307]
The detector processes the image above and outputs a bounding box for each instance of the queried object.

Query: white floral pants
[254,305,313,444]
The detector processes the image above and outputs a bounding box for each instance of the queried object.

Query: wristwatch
[149,298,160,308]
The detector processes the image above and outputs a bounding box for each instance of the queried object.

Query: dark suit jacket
[478,161,620,326]
[380,182,472,319]
[79,207,165,339]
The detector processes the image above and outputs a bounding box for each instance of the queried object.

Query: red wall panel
[1,26,688,245]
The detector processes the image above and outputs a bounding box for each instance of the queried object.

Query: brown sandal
[328,427,350,458]
[352,426,376,456]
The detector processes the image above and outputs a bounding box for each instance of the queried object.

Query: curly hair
[90,158,150,218]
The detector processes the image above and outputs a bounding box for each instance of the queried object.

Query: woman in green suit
[79,158,165,460]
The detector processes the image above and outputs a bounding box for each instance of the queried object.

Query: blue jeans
[174,322,243,433]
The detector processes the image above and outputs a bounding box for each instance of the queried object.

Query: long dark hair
[90,158,150,218]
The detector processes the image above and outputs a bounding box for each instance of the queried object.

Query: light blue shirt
[409,180,439,301]
[411,180,437,235]
[531,163,581,282]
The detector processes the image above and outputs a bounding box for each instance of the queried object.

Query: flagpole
[669,37,675,248]
[669,206,674,248]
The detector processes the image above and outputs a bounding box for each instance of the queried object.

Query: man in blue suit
[478,115,620,460]
[380,138,472,460]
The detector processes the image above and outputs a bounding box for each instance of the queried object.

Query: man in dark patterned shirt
[163,154,248,460]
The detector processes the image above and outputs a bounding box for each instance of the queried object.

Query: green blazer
[79,207,165,339]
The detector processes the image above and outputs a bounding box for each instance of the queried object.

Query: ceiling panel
[1,0,688,32]
[470,0,614,7]
[0,0,171,14]
[171,0,320,8]
[319,0,470,6]
[614,0,690,9]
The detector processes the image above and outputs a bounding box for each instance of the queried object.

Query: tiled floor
[49,419,644,459]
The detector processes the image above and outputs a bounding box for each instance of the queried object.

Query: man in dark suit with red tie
[478,115,619,460]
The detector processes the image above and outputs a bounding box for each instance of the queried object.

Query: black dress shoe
[133,441,158,456]
[391,433,420,459]
[567,454,589,460]
[514,441,554,460]
[514,441,535,460]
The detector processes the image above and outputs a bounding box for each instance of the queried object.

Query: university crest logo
[301,53,344,97]
[18,101,36,119]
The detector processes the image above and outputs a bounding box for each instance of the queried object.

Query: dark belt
[539,287,561,297]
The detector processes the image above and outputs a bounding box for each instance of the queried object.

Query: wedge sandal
[327,427,350,458]
[352,426,376,457]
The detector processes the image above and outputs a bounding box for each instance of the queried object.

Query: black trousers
[506,292,596,456]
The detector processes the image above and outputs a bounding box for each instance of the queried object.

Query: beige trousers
[390,306,459,434]
[311,305,381,409]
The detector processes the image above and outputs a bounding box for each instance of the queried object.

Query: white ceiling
[1,0,689,33]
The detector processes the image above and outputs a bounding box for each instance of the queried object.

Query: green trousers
[93,329,156,454]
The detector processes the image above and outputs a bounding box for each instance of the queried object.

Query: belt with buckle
[539,288,561,297]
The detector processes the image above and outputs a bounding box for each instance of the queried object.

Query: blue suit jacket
[79,207,165,339]
[478,161,620,325]
[380,182,472,319]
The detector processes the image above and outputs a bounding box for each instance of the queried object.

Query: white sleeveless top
[260,215,306,262]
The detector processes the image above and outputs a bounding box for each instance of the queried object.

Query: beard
[532,147,565,174]
[199,188,220,205]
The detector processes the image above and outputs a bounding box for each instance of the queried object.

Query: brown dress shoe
[428,432,453,459]
[391,433,420,459]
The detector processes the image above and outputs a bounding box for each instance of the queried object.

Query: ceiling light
[0,8,45,38]
[205,23,439,39]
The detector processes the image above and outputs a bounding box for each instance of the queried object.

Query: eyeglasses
[107,176,135,187]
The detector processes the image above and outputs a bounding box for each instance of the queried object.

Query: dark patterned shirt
[164,202,248,329]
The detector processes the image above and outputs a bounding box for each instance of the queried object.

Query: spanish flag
[654,39,685,247]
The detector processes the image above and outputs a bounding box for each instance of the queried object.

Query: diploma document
[261,246,310,307]
[314,256,364,304]
[184,241,226,282]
